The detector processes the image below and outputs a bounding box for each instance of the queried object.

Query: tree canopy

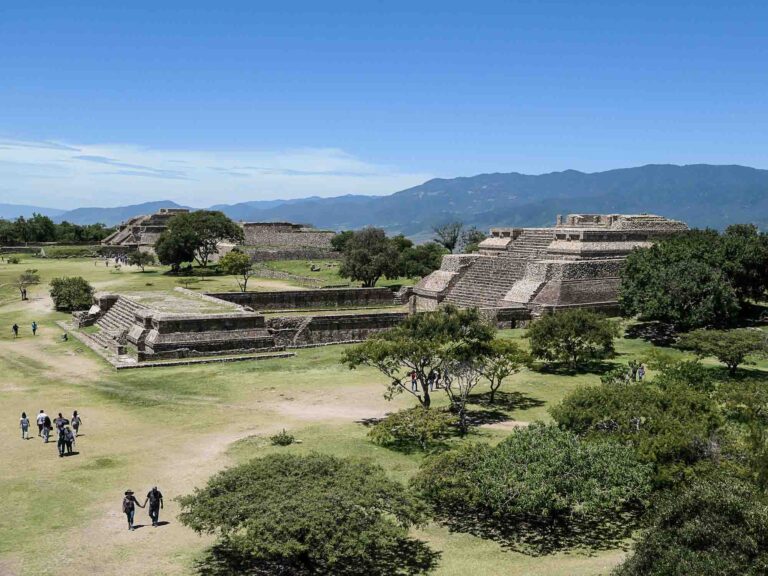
[0,214,114,245]
[527,309,619,369]
[157,210,244,269]
[413,423,651,524]
[342,305,495,409]
[219,250,254,292]
[620,227,768,329]
[49,276,94,311]
[177,453,438,576]
[127,251,156,272]
[550,367,722,486]
[613,475,768,576]
[432,221,463,253]
[337,227,402,287]
[677,328,768,374]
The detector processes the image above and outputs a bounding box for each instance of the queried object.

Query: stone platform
[413,213,688,320]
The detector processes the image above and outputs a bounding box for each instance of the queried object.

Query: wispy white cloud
[0,139,432,209]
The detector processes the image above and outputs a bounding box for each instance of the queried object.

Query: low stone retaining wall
[241,246,341,262]
[266,312,408,347]
[208,287,397,311]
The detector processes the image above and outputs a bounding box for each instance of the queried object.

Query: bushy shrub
[368,407,458,450]
[527,309,619,369]
[269,429,295,446]
[7,255,21,264]
[49,276,95,311]
[413,423,652,523]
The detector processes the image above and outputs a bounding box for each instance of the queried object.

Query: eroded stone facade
[413,214,688,319]
[101,208,189,253]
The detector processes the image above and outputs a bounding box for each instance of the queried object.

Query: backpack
[122,497,133,513]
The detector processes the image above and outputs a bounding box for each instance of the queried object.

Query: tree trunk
[489,383,498,404]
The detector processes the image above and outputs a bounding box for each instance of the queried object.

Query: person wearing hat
[122,490,145,530]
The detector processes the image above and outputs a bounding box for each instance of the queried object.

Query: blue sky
[1,1,767,208]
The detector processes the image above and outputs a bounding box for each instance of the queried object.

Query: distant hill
[0,203,65,220]
[211,164,768,234]
[55,200,189,226]
[10,164,768,233]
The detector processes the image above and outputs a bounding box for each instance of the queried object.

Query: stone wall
[241,222,335,249]
[241,247,342,262]
[207,287,397,310]
[266,312,407,347]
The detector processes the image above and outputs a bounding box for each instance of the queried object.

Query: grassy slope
[0,257,706,576]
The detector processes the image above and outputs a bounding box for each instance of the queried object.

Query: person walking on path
[36,410,46,437]
[122,490,144,530]
[71,411,82,436]
[54,413,68,436]
[42,414,52,443]
[638,364,646,381]
[20,412,30,439]
[57,428,67,457]
[410,370,418,392]
[64,427,75,455]
[12,324,19,338]
[146,487,164,527]
[31,321,37,336]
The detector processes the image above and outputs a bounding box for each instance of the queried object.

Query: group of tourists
[21,409,83,457]
[97,255,128,267]
[409,369,443,392]
[122,487,164,530]
[11,321,37,338]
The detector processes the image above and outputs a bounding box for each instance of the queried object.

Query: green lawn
[262,257,416,288]
[0,256,695,576]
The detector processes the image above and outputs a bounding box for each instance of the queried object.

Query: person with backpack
[20,412,30,440]
[71,411,82,436]
[12,324,19,338]
[54,413,69,436]
[31,321,37,336]
[122,490,144,530]
[145,487,164,527]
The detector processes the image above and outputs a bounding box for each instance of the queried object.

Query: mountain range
[3,164,767,236]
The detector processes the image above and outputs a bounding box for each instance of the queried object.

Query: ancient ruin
[413,214,688,322]
[101,208,189,253]
[240,222,338,261]
[102,211,338,261]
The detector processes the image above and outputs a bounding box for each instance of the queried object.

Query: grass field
[0,257,693,576]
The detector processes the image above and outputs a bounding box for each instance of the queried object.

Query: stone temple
[412,214,688,322]
[101,208,189,253]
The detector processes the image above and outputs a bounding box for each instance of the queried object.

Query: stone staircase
[94,297,145,348]
[442,229,553,309]
[443,256,526,308]
[507,229,553,260]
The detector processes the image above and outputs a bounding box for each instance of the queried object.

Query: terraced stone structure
[240,222,339,261]
[84,289,279,361]
[101,208,189,253]
[413,214,688,320]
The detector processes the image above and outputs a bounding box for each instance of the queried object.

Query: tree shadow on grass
[434,506,639,556]
[532,360,615,377]
[467,391,546,412]
[624,321,677,346]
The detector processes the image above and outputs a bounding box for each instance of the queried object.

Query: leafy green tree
[13,269,40,300]
[399,242,447,278]
[613,475,768,576]
[127,251,156,272]
[550,371,722,486]
[677,328,768,374]
[49,276,94,311]
[338,227,403,287]
[219,250,254,292]
[527,309,619,369]
[26,213,57,242]
[330,230,354,252]
[432,221,463,253]
[162,210,244,268]
[342,305,495,409]
[413,423,651,524]
[368,407,458,450]
[155,227,198,273]
[178,453,438,576]
[477,338,531,404]
[720,224,768,301]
